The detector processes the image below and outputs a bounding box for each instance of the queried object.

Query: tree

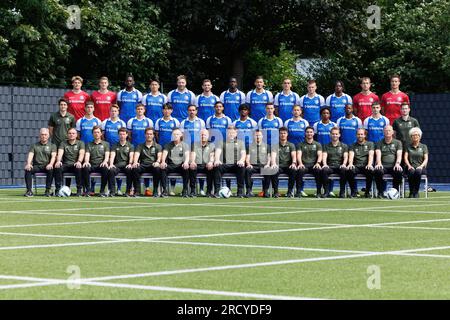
[0,0,70,85]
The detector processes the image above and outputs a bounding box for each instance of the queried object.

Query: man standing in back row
[246,76,273,122]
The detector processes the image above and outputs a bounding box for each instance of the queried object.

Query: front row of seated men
[24,124,428,198]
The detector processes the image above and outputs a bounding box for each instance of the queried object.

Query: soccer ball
[218,187,232,198]
[58,186,72,197]
[386,188,400,200]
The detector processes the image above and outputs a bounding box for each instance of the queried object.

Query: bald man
[24,128,57,197]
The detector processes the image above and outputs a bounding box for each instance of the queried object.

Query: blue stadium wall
[0,86,449,185]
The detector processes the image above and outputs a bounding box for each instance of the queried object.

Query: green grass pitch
[0,188,449,300]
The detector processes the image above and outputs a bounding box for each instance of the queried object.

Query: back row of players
[61,74,414,148]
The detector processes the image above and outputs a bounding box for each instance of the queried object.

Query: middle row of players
[57,118,401,199]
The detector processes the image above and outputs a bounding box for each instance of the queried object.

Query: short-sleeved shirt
[297,141,322,167]
[192,142,215,165]
[376,138,402,168]
[86,141,110,166]
[59,140,85,166]
[136,142,161,166]
[392,116,420,146]
[324,142,348,168]
[218,139,246,164]
[350,141,374,167]
[112,141,134,167]
[406,143,428,168]
[48,112,76,146]
[164,142,189,165]
[277,142,296,168]
[248,142,270,166]
[29,141,57,167]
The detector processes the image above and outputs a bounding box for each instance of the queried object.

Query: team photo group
[24,74,428,199]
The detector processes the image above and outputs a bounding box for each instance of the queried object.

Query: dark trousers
[245,165,270,193]
[216,164,245,195]
[374,167,403,194]
[132,165,161,194]
[54,164,82,190]
[161,164,189,194]
[189,164,216,194]
[25,166,53,192]
[272,167,297,194]
[298,166,322,194]
[322,166,347,195]
[82,165,109,193]
[109,166,133,194]
[407,167,426,194]
[347,166,373,194]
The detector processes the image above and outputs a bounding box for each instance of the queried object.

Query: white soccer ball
[58,186,72,197]
[386,187,400,200]
[218,186,232,198]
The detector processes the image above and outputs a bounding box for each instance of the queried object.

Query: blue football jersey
[101,118,127,146]
[142,92,167,123]
[257,116,284,146]
[364,116,390,143]
[284,118,309,145]
[274,91,300,122]
[154,117,180,148]
[180,117,206,146]
[313,121,336,145]
[167,89,196,121]
[220,89,246,121]
[126,117,153,147]
[299,94,325,126]
[336,116,362,145]
[245,89,273,122]
[232,117,258,148]
[206,115,232,144]
[76,116,101,144]
[325,93,353,122]
[196,94,220,121]
[117,89,142,124]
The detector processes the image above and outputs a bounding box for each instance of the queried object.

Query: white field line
[1,215,450,252]
[0,275,323,300]
[1,201,448,225]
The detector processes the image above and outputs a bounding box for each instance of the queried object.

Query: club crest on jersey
[107,96,111,101]
[263,96,267,101]
[397,97,402,101]
[369,98,374,102]
[290,97,294,102]
[80,96,85,100]
[235,96,240,100]
[45,146,50,151]
[418,148,423,152]
[74,145,78,151]
[184,96,189,100]
[65,118,70,124]
[380,121,384,126]
[159,98,163,103]
[247,123,251,128]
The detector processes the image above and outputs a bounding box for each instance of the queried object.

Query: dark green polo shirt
[59,140,85,166]
[193,142,215,165]
[406,143,428,168]
[86,141,110,166]
[136,142,161,166]
[248,142,269,166]
[112,141,134,167]
[218,139,246,164]
[376,138,402,168]
[48,111,75,146]
[297,140,322,167]
[350,141,374,167]
[277,142,296,168]
[392,116,420,145]
[324,142,348,168]
[29,141,57,167]
[164,142,189,165]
